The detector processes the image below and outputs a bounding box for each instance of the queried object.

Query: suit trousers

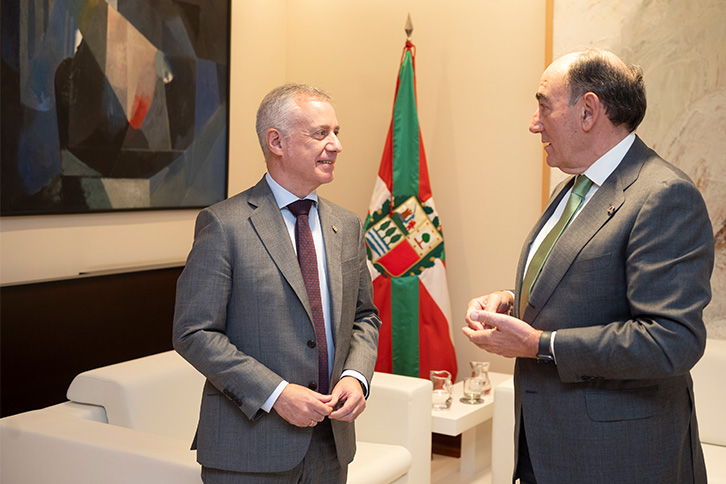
[201,419,347,484]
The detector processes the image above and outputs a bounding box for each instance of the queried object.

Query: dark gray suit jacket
[173,176,381,473]
[513,136,713,483]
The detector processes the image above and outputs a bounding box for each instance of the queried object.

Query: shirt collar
[265,172,318,210]
[583,132,636,187]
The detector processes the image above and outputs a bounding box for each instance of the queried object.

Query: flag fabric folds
[364,41,458,381]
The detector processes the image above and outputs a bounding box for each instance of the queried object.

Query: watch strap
[537,330,554,362]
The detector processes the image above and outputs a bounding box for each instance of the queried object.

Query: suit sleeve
[172,208,284,419]
[555,177,714,382]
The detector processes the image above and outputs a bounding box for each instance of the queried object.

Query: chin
[317,173,335,185]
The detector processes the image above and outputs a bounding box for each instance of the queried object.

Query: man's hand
[328,376,366,422]
[273,384,333,427]
[463,304,540,359]
[465,290,514,331]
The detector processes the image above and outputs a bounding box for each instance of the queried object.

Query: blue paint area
[18,108,62,195]
[194,58,220,137]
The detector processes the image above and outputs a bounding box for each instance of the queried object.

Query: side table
[431,371,512,477]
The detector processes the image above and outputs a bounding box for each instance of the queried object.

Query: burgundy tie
[287,199,329,394]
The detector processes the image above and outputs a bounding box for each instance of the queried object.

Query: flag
[364,41,458,381]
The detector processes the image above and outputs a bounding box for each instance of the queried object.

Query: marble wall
[552,0,726,338]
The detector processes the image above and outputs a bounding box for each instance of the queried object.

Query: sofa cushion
[67,351,204,440]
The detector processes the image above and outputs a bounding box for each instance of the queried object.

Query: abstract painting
[1,0,229,215]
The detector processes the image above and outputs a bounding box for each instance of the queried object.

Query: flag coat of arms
[364,41,458,380]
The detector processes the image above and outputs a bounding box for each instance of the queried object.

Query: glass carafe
[430,370,453,410]
[471,361,492,394]
[461,361,491,404]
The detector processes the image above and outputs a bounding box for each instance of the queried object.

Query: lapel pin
[607,205,615,216]
[332,225,338,233]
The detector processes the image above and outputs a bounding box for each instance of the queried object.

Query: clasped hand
[462,290,540,359]
[273,376,366,428]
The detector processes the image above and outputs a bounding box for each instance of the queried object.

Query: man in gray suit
[464,49,713,483]
[173,84,381,483]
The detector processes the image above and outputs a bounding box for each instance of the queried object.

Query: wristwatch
[537,331,554,362]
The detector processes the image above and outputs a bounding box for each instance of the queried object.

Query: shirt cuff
[341,369,369,398]
[261,380,288,413]
[550,330,558,364]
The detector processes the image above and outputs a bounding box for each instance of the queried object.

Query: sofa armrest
[692,338,726,447]
[355,372,432,484]
[66,351,204,440]
[491,376,515,484]
[0,404,201,484]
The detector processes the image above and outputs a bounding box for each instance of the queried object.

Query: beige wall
[0,0,547,375]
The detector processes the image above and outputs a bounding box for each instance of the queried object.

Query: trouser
[202,419,346,484]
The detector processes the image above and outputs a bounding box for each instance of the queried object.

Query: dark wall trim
[0,265,183,417]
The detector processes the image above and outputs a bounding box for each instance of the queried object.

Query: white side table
[431,371,512,477]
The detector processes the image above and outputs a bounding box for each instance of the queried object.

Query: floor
[431,454,492,484]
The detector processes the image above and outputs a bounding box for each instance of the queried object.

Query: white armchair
[0,351,431,484]
[691,338,726,482]
[491,376,515,484]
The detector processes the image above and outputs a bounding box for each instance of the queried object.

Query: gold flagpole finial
[405,13,413,41]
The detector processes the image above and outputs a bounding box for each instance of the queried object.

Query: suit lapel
[247,178,313,319]
[523,137,647,323]
[514,179,571,317]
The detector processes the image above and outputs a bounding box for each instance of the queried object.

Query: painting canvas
[1,0,229,215]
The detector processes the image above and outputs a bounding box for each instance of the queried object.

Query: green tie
[519,175,594,317]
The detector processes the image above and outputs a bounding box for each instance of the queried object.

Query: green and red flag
[364,41,458,381]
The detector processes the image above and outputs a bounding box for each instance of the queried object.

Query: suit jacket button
[308,382,318,391]
[307,340,316,348]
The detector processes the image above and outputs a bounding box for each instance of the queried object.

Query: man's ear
[581,92,600,132]
[266,128,284,156]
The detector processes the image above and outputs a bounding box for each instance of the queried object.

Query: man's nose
[328,133,342,152]
[529,110,543,134]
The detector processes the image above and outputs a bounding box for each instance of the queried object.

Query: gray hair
[566,48,647,132]
[255,84,333,158]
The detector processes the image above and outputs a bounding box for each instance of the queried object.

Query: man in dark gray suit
[173,84,381,483]
[464,49,713,483]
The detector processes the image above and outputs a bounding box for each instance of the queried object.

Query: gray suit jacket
[173,176,381,473]
[513,137,713,484]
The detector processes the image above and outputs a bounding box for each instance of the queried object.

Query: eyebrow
[311,124,340,135]
[535,92,548,102]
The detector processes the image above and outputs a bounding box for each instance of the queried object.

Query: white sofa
[0,351,432,484]
[491,338,726,484]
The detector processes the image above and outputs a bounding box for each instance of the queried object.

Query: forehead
[292,97,338,126]
[536,58,570,103]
